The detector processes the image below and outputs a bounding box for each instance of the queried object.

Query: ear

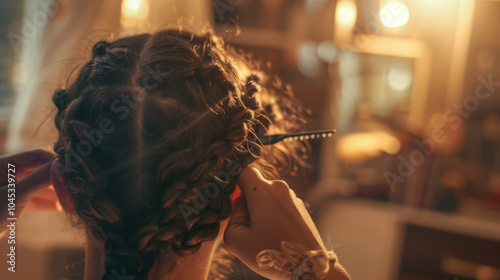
[50,158,75,213]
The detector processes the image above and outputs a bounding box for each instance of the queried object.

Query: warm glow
[430,113,446,128]
[298,42,320,77]
[336,131,401,163]
[121,0,149,27]
[336,0,357,27]
[380,2,409,28]
[387,58,413,91]
[318,41,338,63]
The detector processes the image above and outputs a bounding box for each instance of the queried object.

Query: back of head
[52,29,306,279]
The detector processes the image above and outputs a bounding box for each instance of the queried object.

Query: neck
[84,234,220,280]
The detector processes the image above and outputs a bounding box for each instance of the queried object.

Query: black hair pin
[235,129,336,167]
[259,129,336,145]
[227,129,337,181]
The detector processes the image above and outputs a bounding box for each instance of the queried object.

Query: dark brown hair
[52,29,306,279]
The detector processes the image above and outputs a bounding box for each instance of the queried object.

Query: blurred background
[1,0,500,279]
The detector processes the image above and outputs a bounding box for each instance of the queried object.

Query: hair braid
[53,29,308,280]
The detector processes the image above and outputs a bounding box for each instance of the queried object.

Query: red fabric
[231,185,242,205]
[50,161,75,213]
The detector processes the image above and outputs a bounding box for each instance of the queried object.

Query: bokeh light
[336,0,357,27]
[380,2,410,28]
[121,0,149,27]
[318,41,338,63]
[298,42,320,77]
[387,58,413,91]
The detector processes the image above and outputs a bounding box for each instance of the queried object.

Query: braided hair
[52,29,307,279]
